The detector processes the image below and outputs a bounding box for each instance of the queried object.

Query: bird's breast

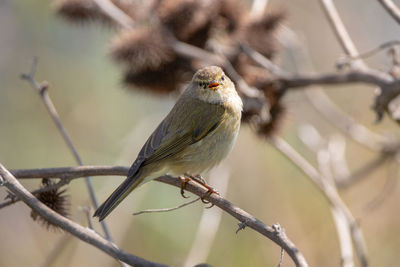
[167,104,241,175]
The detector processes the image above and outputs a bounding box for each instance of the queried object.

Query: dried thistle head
[237,58,287,137]
[217,0,246,34]
[256,85,286,137]
[53,0,110,24]
[123,59,193,94]
[110,28,175,72]
[53,0,137,25]
[242,10,285,59]
[157,0,219,46]
[31,179,69,231]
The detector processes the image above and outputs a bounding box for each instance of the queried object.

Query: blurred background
[1,0,400,266]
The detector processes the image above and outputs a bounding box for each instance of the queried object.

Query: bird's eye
[221,75,225,81]
[199,82,203,87]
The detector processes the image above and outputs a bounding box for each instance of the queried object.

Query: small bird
[94,66,242,221]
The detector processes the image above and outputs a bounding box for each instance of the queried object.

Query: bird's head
[190,66,239,105]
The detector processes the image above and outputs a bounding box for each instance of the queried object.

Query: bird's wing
[94,99,226,221]
[127,99,226,177]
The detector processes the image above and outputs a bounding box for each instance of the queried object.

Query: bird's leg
[178,175,191,198]
[183,173,219,208]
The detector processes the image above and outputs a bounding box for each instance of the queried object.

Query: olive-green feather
[94,98,226,221]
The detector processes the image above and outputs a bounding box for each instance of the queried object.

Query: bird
[94,66,242,221]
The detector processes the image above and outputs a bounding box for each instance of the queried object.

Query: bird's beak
[208,81,219,90]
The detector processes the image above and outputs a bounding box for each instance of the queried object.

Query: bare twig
[277,247,284,267]
[6,165,309,267]
[304,89,389,152]
[21,59,113,241]
[0,163,169,267]
[378,0,400,25]
[319,0,400,122]
[343,40,400,61]
[279,24,398,153]
[133,197,200,216]
[305,131,354,267]
[79,206,95,229]
[11,166,128,180]
[319,0,365,69]
[269,136,368,267]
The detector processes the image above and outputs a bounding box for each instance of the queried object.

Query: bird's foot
[178,176,192,198]
[182,173,219,208]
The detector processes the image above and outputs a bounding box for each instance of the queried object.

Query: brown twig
[319,0,400,123]
[20,59,113,241]
[4,165,309,267]
[299,128,355,267]
[268,136,368,267]
[132,197,200,216]
[0,163,169,267]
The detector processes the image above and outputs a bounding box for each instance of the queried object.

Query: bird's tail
[94,171,144,221]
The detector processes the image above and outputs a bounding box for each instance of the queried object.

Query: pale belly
[167,119,240,175]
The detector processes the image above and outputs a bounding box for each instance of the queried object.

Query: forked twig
[6,165,309,267]
[20,59,113,241]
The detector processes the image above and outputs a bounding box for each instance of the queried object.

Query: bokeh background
[1,0,400,266]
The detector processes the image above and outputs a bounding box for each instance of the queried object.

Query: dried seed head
[53,0,137,25]
[256,85,286,137]
[110,28,175,72]
[243,10,285,59]
[238,56,287,137]
[217,0,246,33]
[157,0,218,46]
[53,0,110,24]
[31,179,70,231]
[123,60,193,94]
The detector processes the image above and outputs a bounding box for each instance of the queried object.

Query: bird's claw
[200,187,218,208]
[180,174,219,208]
[179,176,191,198]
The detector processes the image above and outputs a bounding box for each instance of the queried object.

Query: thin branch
[268,136,368,267]
[378,0,400,25]
[278,26,398,152]
[133,197,200,216]
[319,0,365,68]
[307,133,354,267]
[279,70,389,89]
[5,165,309,267]
[345,40,400,61]
[21,59,113,241]
[11,166,128,179]
[0,163,169,267]
[304,89,389,152]
[319,0,400,122]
